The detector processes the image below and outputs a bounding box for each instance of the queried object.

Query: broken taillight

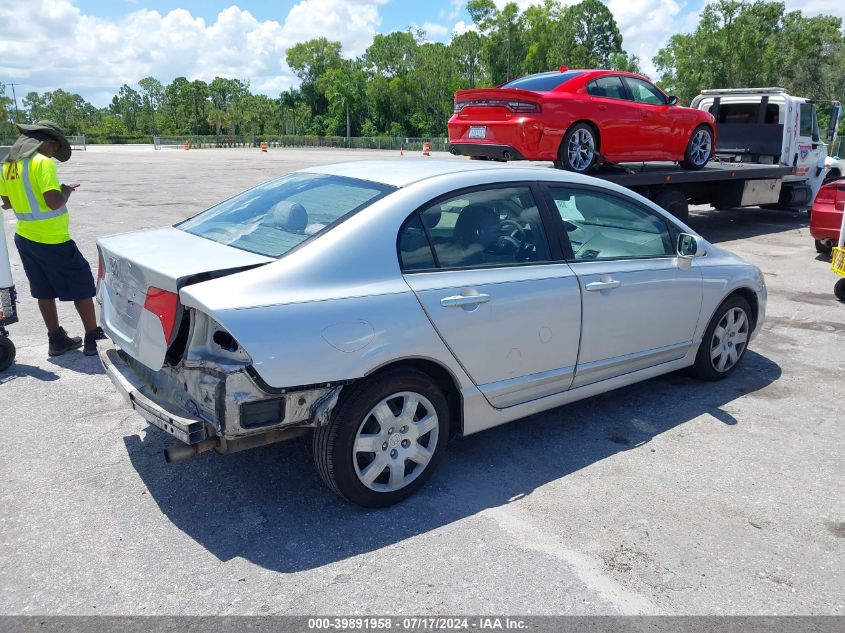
[96,253,104,288]
[143,287,179,344]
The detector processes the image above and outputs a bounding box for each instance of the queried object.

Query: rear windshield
[177,173,394,258]
[501,71,583,91]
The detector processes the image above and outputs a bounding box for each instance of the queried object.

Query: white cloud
[608,0,687,78]
[451,20,478,36]
[418,21,450,39]
[0,0,387,106]
[448,0,464,20]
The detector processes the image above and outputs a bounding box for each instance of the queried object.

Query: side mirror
[677,233,704,258]
[812,131,820,144]
[667,96,679,106]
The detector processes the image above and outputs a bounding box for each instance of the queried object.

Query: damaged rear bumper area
[99,340,341,461]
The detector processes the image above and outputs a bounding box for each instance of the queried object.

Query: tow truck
[589,88,840,221]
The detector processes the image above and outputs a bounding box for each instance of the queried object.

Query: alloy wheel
[352,391,440,492]
[710,307,749,372]
[568,128,596,172]
[690,128,712,166]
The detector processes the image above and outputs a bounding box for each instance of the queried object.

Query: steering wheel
[494,219,528,256]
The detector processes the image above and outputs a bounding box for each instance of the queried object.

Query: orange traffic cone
[260,141,268,152]
[183,139,189,150]
[422,141,431,156]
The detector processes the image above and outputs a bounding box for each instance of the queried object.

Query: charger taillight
[96,253,104,287]
[143,287,179,344]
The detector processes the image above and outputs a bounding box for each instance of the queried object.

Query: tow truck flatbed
[594,160,792,188]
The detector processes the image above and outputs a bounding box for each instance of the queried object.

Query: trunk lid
[97,227,273,370]
[453,88,543,121]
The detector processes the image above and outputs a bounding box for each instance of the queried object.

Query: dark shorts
[14,234,96,301]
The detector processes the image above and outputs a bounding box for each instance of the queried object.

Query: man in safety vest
[0,121,106,357]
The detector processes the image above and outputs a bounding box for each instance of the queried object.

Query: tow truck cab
[691,88,841,209]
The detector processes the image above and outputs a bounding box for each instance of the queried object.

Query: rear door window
[587,76,629,100]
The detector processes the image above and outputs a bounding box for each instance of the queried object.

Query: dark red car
[448,68,716,173]
[810,178,844,254]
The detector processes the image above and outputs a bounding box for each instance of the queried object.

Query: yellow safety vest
[0,154,70,244]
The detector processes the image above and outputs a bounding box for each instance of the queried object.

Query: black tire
[313,368,450,507]
[0,335,16,372]
[556,122,598,173]
[815,239,833,255]
[823,169,841,184]
[680,125,713,170]
[835,278,845,302]
[653,190,690,223]
[687,295,753,381]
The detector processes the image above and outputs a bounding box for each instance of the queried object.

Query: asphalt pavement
[0,145,842,615]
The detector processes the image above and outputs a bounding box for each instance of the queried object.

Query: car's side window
[398,186,552,271]
[548,187,674,261]
[587,76,628,100]
[623,78,666,105]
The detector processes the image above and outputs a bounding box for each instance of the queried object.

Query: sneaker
[48,327,82,356]
[83,326,108,356]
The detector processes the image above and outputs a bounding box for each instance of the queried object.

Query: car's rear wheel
[680,125,713,170]
[313,368,449,507]
[815,239,833,255]
[687,295,752,381]
[556,123,598,173]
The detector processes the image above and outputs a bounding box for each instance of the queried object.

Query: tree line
[1,0,843,143]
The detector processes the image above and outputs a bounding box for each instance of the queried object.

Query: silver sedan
[97,160,766,507]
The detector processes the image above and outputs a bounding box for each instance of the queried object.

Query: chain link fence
[153,135,449,152]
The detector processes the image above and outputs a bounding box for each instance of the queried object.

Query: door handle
[640,112,649,118]
[585,280,621,292]
[598,105,607,111]
[440,293,491,307]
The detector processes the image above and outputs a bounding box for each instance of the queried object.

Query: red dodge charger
[448,68,716,173]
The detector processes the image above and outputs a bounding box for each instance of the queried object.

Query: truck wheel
[687,295,752,381]
[653,190,690,223]
[313,368,450,507]
[680,125,713,170]
[835,279,845,302]
[0,335,16,372]
[815,239,832,255]
[556,123,598,173]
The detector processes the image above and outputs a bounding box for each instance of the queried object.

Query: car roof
[300,159,611,188]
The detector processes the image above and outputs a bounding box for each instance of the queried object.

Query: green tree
[286,37,343,115]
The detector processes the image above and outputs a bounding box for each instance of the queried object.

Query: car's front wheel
[556,123,598,173]
[688,295,753,381]
[681,125,713,170]
[313,368,450,507]
[815,239,833,255]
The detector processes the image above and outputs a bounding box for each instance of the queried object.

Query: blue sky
[74,0,470,34]
[1,0,840,106]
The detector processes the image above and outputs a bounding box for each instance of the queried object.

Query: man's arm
[42,188,68,210]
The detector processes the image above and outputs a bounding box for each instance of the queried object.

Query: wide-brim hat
[15,120,71,162]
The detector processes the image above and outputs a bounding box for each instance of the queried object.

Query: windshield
[501,71,582,91]
[177,173,395,258]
